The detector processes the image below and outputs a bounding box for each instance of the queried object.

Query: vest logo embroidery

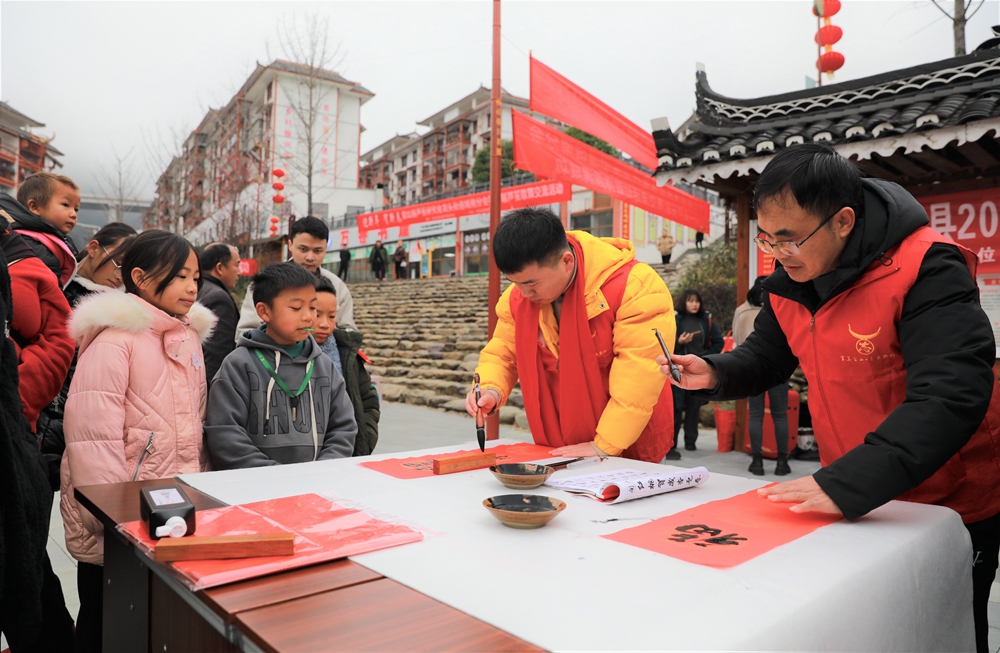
[848,324,881,355]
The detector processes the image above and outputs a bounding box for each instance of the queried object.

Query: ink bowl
[482,494,566,529]
[489,463,555,490]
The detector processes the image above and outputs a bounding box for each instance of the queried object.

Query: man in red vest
[466,207,675,463]
[664,143,1000,652]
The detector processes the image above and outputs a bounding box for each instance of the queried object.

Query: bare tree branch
[94,145,143,224]
[930,0,955,18]
[965,0,987,21]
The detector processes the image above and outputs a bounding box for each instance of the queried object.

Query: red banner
[238,258,258,276]
[530,57,659,171]
[357,180,572,232]
[917,188,1000,274]
[512,111,710,233]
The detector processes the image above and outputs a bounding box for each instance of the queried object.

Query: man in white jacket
[237,217,356,341]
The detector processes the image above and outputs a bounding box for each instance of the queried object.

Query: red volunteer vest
[770,226,1000,523]
[509,239,673,463]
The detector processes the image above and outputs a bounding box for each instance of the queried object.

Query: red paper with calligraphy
[603,487,840,567]
[361,443,554,480]
[356,181,571,232]
[529,56,659,170]
[918,188,1000,274]
[512,111,710,233]
[119,494,422,589]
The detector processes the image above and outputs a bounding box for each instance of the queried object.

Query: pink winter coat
[61,291,216,564]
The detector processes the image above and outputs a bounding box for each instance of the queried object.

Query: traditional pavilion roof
[653,48,1000,188]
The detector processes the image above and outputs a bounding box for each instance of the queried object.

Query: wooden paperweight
[431,450,497,475]
[154,532,295,562]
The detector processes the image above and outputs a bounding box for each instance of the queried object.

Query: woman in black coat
[666,289,723,459]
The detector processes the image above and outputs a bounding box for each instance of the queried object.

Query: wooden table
[75,480,539,652]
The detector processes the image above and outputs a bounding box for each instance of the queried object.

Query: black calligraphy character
[657,479,666,488]
[637,481,645,490]
[704,533,747,546]
[668,533,700,543]
[676,524,722,537]
[667,478,675,486]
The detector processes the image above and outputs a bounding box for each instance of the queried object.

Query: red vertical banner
[512,111,709,233]
[757,251,775,277]
[530,57,659,170]
[621,202,631,241]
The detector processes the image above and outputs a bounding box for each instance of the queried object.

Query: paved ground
[15,403,1000,651]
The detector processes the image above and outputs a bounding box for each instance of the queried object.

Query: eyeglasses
[754,208,842,256]
[101,245,123,278]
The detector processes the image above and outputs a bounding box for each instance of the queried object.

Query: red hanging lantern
[272,168,285,178]
[269,216,279,224]
[273,194,285,205]
[272,181,285,191]
[817,51,846,74]
[814,24,843,46]
[812,0,841,17]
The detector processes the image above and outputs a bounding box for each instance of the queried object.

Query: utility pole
[487,0,502,441]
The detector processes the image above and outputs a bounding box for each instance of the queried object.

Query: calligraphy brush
[653,329,682,384]
[473,372,485,452]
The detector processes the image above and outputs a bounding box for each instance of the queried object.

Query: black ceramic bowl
[482,494,566,529]
[489,463,555,489]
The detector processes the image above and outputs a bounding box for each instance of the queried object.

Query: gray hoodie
[206,327,357,468]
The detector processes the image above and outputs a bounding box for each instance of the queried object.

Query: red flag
[530,57,659,171]
[512,111,709,233]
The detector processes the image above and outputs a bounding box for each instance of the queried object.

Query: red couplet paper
[511,111,710,233]
[360,442,555,480]
[120,493,422,589]
[603,487,841,568]
[530,56,659,170]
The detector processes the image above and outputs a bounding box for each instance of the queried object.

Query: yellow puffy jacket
[476,231,675,455]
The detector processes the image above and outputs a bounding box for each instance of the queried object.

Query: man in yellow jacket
[465,207,676,461]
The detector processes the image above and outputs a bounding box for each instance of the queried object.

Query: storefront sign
[408,219,457,238]
[918,188,1000,274]
[356,180,572,231]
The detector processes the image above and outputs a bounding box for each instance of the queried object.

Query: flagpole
[487,0,501,441]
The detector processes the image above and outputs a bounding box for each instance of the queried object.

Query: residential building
[146,60,381,245]
[359,86,527,206]
[0,101,63,195]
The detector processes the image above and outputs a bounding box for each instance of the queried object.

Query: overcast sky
[2,0,999,199]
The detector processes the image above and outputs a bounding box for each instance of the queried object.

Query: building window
[463,230,490,276]
[571,210,613,238]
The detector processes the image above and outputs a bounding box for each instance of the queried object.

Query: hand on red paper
[656,353,719,390]
[549,442,602,458]
[464,388,498,418]
[758,475,843,516]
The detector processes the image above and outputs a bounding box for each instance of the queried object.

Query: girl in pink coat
[61,230,216,653]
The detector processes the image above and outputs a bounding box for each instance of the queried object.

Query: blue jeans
[748,384,789,457]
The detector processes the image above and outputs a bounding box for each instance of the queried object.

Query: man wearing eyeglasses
[660,143,1000,652]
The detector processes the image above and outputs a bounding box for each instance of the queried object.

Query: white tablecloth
[179,440,975,652]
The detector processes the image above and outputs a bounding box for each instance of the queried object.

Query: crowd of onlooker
[0,175,380,652]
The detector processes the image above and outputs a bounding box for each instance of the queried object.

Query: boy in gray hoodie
[206,262,357,468]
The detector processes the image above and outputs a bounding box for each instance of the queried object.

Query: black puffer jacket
[197,274,239,384]
[332,328,380,456]
[0,226,55,650]
[34,275,106,490]
[0,192,77,284]
[701,178,997,520]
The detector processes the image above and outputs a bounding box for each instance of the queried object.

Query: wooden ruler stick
[432,450,496,475]
[155,532,295,563]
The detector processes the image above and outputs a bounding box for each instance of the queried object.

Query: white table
[180,439,975,652]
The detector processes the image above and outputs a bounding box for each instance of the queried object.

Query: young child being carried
[3,172,82,288]
[206,262,357,468]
